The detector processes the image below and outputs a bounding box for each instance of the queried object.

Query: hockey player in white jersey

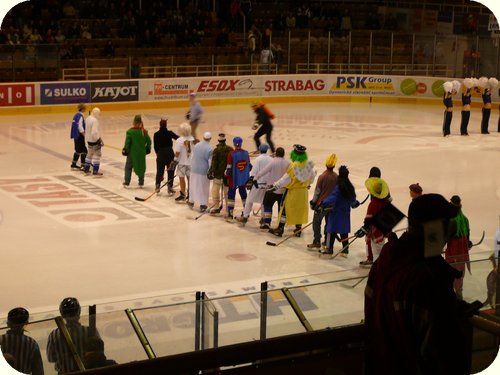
[237,144,273,225]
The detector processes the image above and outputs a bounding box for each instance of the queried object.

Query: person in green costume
[122,115,152,187]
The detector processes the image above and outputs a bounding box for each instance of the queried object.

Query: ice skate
[236,216,248,226]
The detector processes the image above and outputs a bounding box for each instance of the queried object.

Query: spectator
[247,29,256,64]
[103,40,115,57]
[215,27,230,47]
[130,59,140,78]
[47,297,96,374]
[0,307,44,375]
[122,115,152,188]
[409,183,423,200]
[365,194,478,375]
[71,40,84,59]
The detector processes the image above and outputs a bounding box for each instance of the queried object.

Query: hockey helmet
[233,136,243,146]
[258,144,269,153]
[59,297,81,318]
[7,307,29,326]
[91,107,101,118]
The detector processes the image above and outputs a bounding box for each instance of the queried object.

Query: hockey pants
[254,125,275,153]
[227,185,247,217]
[155,148,175,187]
[85,143,101,173]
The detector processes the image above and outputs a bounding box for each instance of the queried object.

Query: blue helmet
[233,136,243,146]
[258,144,269,153]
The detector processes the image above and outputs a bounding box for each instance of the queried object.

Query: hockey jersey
[227,148,250,187]
[70,112,85,139]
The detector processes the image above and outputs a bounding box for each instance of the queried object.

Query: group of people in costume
[442,76,499,136]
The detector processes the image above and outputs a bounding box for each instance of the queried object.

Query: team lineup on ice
[0,97,499,318]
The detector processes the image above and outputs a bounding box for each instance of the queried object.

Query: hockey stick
[135,175,176,202]
[253,206,262,216]
[351,276,367,288]
[103,144,123,151]
[194,202,218,220]
[471,230,485,247]
[266,221,313,247]
[359,194,370,205]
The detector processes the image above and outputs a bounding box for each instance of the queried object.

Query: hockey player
[253,147,290,229]
[460,78,474,136]
[122,115,152,188]
[225,136,250,221]
[268,144,316,237]
[307,154,338,250]
[84,107,104,176]
[252,102,276,154]
[153,117,178,194]
[170,123,194,202]
[207,133,233,215]
[188,132,213,212]
[186,92,204,140]
[237,143,273,225]
[445,195,472,300]
[317,165,359,256]
[355,175,391,265]
[70,103,87,170]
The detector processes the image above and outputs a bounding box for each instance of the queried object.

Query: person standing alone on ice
[186,92,204,141]
[70,103,87,171]
[122,115,152,187]
[251,102,276,154]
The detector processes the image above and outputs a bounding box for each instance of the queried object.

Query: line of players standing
[442,76,499,136]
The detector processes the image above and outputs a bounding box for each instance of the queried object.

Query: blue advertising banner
[40,83,91,105]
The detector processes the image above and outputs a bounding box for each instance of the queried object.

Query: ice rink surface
[0,100,498,317]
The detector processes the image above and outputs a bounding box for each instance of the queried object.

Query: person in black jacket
[154,117,179,194]
[0,307,44,375]
[252,102,276,154]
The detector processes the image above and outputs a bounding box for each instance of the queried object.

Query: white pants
[371,239,385,261]
[243,187,266,218]
[189,172,210,206]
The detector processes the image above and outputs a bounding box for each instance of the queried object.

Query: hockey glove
[185,111,191,120]
[314,206,325,214]
[207,171,214,180]
[253,179,259,188]
[245,177,255,190]
[354,226,369,238]
[468,240,473,249]
[99,138,105,147]
[251,121,259,130]
[352,200,360,208]
[225,167,232,177]
[146,146,151,155]
[122,148,129,156]
[309,200,317,211]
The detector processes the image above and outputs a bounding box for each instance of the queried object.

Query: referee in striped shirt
[0,307,44,375]
[47,297,96,374]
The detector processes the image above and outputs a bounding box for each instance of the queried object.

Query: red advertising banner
[0,84,35,106]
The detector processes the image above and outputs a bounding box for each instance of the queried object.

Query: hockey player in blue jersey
[225,136,251,221]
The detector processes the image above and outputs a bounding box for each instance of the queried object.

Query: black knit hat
[408,194,458,226]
